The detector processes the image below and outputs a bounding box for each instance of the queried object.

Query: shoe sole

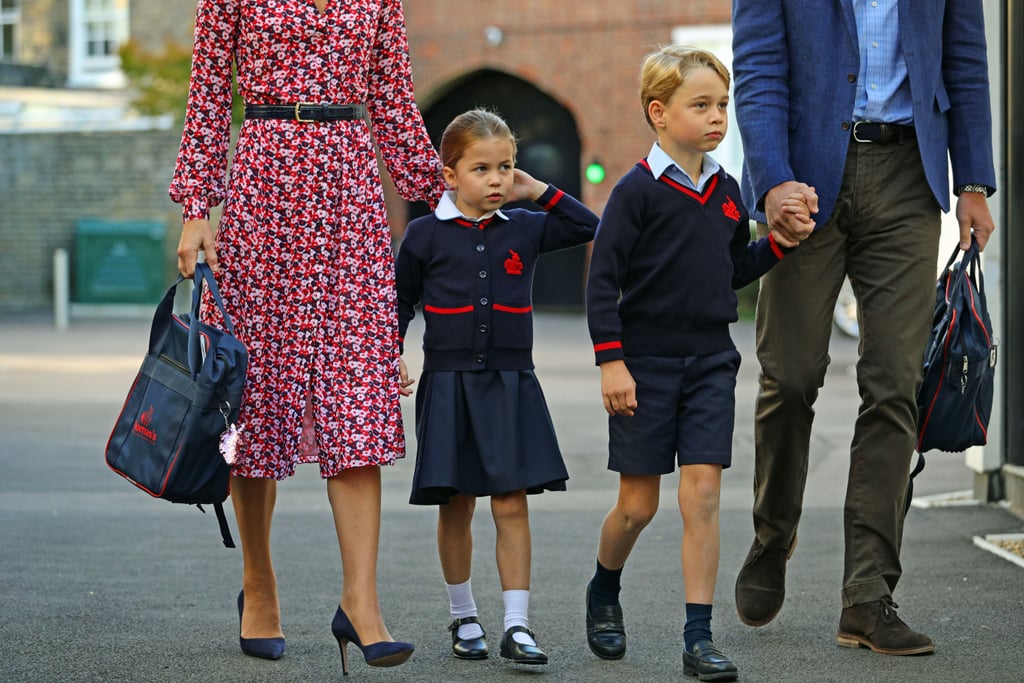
[683,665,739,681]
[836,632,936,656]
[500,655,548,665]
[452,651,488,660]
[588,645,626,661]
[365,649,415,667]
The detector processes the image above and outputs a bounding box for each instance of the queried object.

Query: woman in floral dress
[169,0,443,670]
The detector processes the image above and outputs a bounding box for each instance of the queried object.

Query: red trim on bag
[965,279,992,346]
[493,304,532,313]
[917,309,957,451]
[155,445,184,497]
[424,304,474,314]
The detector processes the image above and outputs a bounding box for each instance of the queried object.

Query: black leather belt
[851,121,915,144]
[244,103,367,122]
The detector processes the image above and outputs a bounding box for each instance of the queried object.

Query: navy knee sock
[684,603,713,650]
[588,560,622,609]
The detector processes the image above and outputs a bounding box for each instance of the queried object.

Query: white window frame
[1,0,20,62]
[68,0,129,88]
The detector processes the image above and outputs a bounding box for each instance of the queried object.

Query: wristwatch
[955,184,990,196]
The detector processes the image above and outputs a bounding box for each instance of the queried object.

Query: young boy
[583,46,814,681]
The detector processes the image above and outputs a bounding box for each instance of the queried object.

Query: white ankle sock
[446,579,484,639]
[503,589,535,645]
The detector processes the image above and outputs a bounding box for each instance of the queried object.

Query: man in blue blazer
[731,0,996,656]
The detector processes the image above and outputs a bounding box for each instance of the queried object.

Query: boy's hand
[600,360,638,417]
[399,358,415,397]
[766,181,818,243]
[770,228,799,248]
[509,168,547,203]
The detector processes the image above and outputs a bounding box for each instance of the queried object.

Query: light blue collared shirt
[852,0,913,124]
[434,190,508,222]
[646,142,721,193]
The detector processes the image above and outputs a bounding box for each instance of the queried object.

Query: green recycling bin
[74,219,168,304]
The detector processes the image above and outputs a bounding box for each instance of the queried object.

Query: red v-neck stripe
[638,158,718,205]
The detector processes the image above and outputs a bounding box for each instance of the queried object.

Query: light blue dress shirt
[852,0,914,124]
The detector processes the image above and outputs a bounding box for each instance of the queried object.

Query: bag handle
[187,263,237,378]
[146,264,238,375]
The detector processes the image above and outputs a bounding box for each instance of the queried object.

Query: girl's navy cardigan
[397,185,597,371]
[586,161,793,365]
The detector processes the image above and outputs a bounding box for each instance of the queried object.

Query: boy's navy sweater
[587,160,792,365]
[397,185,597,371]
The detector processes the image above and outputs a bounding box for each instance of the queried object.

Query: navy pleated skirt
[409,369,569,505]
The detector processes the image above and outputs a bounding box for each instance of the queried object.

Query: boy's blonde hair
[440,108,518,168]
[639,45,731,131]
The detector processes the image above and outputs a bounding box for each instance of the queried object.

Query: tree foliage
[118,39,243,124]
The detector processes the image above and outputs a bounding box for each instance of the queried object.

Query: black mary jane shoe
[499,626,548,665]
[586,584,626,659]
[682,639,738,681]
[449,616,489,660]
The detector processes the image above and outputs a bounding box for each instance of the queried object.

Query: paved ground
[1,312,1022,682]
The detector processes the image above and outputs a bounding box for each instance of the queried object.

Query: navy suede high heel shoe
[331,606,414,675]
[237,591,286,660]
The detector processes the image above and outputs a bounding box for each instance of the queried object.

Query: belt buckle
[294,102,317,122]
[852,121,873,143]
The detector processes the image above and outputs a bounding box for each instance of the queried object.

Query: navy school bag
[912,236,997,486]
[105,263,247,547]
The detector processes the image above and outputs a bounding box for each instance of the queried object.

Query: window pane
[2,24,12,59]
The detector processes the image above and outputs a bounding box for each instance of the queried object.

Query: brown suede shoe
[837,597,935,655]
[734,536,796,626]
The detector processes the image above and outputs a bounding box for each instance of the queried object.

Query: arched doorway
[413,70,586,309]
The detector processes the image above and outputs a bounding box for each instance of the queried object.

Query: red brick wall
[404,1,731,211]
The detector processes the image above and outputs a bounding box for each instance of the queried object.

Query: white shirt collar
[646,142,721,191]
[435,191,508,222]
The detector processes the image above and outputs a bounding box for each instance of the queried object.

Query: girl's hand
[399,358,415,397]
[509,168,547,203]
[177,218,219,276]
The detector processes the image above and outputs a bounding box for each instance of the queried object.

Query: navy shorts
[607,350,741,475]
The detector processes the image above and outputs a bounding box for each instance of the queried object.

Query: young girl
[395,109,597,665]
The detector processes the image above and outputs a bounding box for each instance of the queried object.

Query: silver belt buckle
[852,121,873,143]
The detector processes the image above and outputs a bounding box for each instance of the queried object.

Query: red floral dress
[169,0,443,479]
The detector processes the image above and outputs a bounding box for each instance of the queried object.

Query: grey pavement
[1,312,1022,683]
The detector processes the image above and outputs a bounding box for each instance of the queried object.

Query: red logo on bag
[722,196,741,222]
[133,405,157,443]
[504,250,524,275]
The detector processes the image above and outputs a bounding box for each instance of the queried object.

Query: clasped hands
[765,181,818,247]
